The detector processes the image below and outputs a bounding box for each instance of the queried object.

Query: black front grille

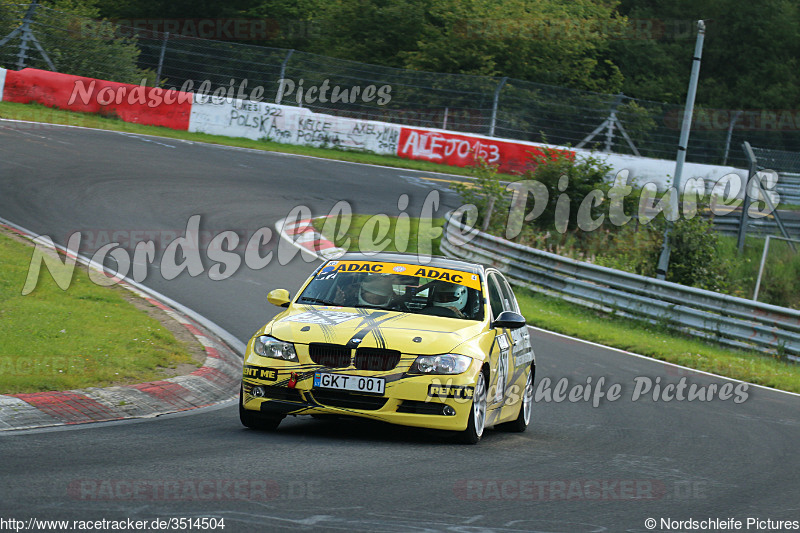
[354,348,401,371]
[259,386,304,403]
[311,390,388,411]
[309,343,351,368]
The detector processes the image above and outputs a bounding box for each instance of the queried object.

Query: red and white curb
[276,216,346,261]
[0,219,244,431]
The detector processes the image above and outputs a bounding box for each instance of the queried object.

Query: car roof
[332,252,484,276]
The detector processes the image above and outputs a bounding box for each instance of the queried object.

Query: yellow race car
[240,252,535,443]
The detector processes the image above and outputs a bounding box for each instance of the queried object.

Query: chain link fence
[749,146,800,207]
[3,2,800,167]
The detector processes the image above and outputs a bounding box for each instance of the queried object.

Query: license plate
[313,372,385,395]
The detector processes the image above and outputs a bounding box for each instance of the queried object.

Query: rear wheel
[239,387,284,430]
[459,373,487,444]
[500,368,533,433]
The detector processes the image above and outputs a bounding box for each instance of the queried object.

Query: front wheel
[239,387,284,430]
[459,373,487,444]
[500,368,533,433]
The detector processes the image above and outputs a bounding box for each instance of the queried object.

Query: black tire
[239,387,284,430]
[499,368,533,433]
[459,372,487,444]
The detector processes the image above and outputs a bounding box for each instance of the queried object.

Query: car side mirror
[267,289,291,308]
[492,311,526,329]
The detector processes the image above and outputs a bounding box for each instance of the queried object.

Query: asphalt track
[1,120,799,533]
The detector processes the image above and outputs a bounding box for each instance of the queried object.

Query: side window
[487,274,505,320]
[497,274,520,313]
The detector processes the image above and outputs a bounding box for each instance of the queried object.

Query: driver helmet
[433,284,468,311]
[358,276,394,306]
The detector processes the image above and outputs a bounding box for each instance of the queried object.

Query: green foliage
[520,147,612,233]
[662,215,730,292]
[307,0,427,68]
[593,223,661,276]
[612,0,800,109]
[0,0,149,83]
[722,236,800,309]
[401,0,625,93]
[591,214,730,292]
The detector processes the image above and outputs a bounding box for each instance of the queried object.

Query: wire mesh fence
[2,2,800,167]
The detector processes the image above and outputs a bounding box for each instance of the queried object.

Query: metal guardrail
[778,173,800,205]
[711,213,800,237]
[441,214,800,360]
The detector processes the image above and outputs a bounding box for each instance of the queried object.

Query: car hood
[265,305,485,355]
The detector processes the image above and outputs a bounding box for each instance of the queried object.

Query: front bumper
[241,364,481,432]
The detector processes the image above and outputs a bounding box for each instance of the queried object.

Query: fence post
[656,20,706,280]
[738,141,757,253]
[276,49,294,104]
[155,32,169,87]
[16,2,37,69]
[488,76,507,137]
[604,94,623,152]
[722,110,742,165]
[0,1,55,71]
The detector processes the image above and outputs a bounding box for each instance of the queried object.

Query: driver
[358,275,395,307]
[432,284,468,318]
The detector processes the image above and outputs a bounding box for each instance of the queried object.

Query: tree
[611,0,800,109]
[401,0,626,93]
[307,0,427,68]
[0,0,149,83]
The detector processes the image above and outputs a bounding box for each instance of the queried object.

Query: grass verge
[0,226,202,394]
[311,214,444,255]
[314,216,800,393]
[0,101,482,178]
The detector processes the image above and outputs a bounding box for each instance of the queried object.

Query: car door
[495,272,534,376]
[486,272,514,408]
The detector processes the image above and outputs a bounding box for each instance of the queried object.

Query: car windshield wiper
[297,297,338,306]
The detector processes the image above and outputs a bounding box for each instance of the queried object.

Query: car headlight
[252,335,297,361]
[410,354,472,375]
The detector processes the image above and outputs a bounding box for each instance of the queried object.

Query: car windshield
[297,259,484,321]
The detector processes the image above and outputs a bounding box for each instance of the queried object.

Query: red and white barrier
[397,126,572,175]
[0,68,192,130]
[188,94,400,154]
[0,67,747,191]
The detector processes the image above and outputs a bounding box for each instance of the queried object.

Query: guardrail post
[752,235,771,301]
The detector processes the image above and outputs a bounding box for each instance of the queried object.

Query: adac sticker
[243,365,278,381]
[329,261,481,290]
